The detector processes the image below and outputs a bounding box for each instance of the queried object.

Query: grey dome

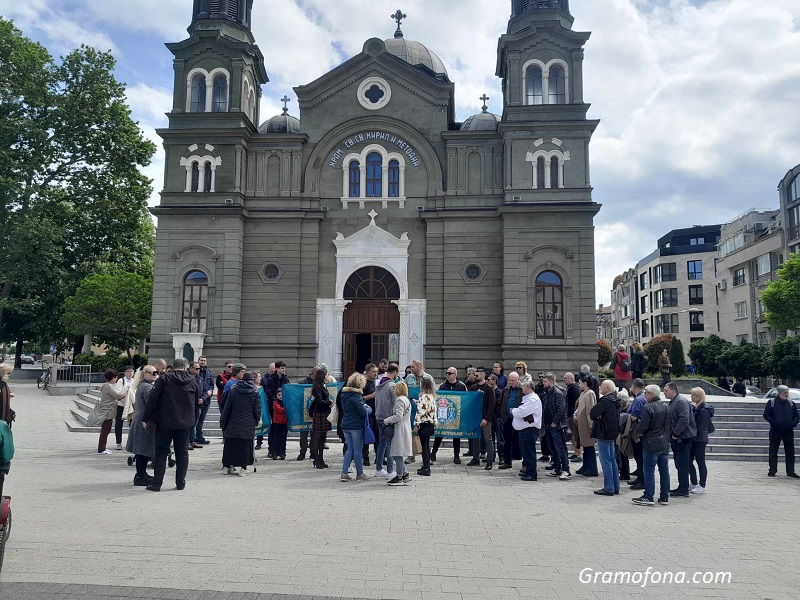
[259,113,300,134]
[461,111,500,131]
[384,37,447,76]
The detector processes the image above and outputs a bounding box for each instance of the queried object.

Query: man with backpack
[611,345,632,392]
[763,385,800,478]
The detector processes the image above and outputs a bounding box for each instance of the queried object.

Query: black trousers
[689,441,708,487]
[671,438,692,493]
[114,405,124,444]
[311,431,327,467]
[418,423,434,469]
[135,454,149,479]
[299,431,309,456]
[539,429,551,458]
[152,427,189,489]
[272,424,288,456]
[631,439,644,481]
[432,436,460,457]
[769,428,796,475]
[502,418,522,464]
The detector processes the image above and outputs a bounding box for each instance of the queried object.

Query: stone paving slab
[0,384,798,600]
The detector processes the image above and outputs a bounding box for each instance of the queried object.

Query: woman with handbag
[414,378,438,477]
[385,381,413,486]
[126,366,158,485]
[310,367,332,469]
[0,365,15,427]
[96,370,128,455]
[574,375,598,477]
[339,372,370,482]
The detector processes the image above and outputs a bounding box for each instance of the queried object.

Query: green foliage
[73,351,138,373]
[0,18,156,366]
[688,335,732,378]
[766,336,800,383]
[669,336,685,376]
[644,334,673,372]
[596,340,613,367]
[720,342,767,380]
[62,272,152,359]
[762,254,800,331]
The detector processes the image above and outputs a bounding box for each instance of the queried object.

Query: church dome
[259,111,300,134]
[384,37,448,77]
[461,111,500,132]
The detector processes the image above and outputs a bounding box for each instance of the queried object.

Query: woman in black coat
[309,368,333,469]
[220,372,261,476]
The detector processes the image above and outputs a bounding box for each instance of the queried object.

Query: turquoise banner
[283,383,344,432]
[254,387,271,438]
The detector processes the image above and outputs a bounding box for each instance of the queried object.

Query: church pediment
[334,210,411,256]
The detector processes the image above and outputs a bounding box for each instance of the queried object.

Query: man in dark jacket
[468,369,496,469]
[498,372,523,469]
[626,379,647,490]
[541,372,571,480]
[433,368,467,464]
[664,382,697,497]
[564,372,581,461]
[763,385,800,478]
[142,357,199,492]
[633,385,671,506]
[590,380,621,496]
[194,356,215,444]
[265,361,289,458]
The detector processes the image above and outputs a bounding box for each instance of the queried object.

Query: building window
[654,288,678,309]
[202,162,211,192]
[689,285,703,305]
[525,65,543,105]
[655,314,679,334]
[788,174,799,205]
[789,205,800,242]
[757,253,771,276]
[388,159,400,197]
[190,74,206,112]
[640,272,649,291]
[348,160,360,198]
[640,295,649,314]
[735,301,748,319]
[641,320,650,338]
[211,74,228,112]
[182,270,208,333]
[549,157,560,189]
[536,157,546,189]
[690,237,704,245]
[536,271,563,338]
[190,161,200,192]
[654,263,676,283]
[733,268,746,286]
[687,260,703,280]
[690,311,704,332]
[344,266,400,300]
[548,65,566,104]
[465,264,482,281]
[366,152,382,197]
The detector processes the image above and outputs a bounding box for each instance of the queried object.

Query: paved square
[1,384,798,600]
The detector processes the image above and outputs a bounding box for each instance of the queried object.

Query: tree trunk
[14,338,23,370]
[0,280,11,328]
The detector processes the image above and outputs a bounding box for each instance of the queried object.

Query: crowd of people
[75,355,800,499]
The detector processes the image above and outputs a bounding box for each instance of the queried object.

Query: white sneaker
[98,449,112,455]
[691,485,706,494]
[116,444,122,451]
[231,467,239,475]
[559,472,572,480]
[238,468,249,477]
[374,469,389,478]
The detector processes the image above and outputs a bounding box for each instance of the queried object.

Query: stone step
[698,453,788,462]
[707,434,800,445]
[709,414,765,422]
[707,444,771,454]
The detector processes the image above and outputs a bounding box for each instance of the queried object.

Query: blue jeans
[195,401,210,441]
[671,438,692,493]
[393,456,407,477]
[518,427,539,478]
[342,429,365,476]
[375,420,393,474]
[546,427,570,475]
[597,439,620,493]
[643,449,670,501]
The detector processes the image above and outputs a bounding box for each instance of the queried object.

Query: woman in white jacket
[512,381,542,481]
[385,381,413,486]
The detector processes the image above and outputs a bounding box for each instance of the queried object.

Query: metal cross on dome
[391,9,406,38]
[280,95,291,115]
[480,94,490,113]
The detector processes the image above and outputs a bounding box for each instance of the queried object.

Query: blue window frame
[366,152,382,197]
[388,160,400,197]
[348,160,360,198]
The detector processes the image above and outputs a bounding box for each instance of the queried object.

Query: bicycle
[37,367,51,390]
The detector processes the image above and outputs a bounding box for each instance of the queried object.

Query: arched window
[247,89,256,121]
[366,152,382,197]
[536,271,563,338]
[211,74,228,112]
[344,266,400,300]
[525,65,543,105]
[348,160,360,198]
[548,65,566,104]
[550,156,560,189]
[182,270,208,333]
[536,157,546,189]
[190,74,206,112]
[190,161,200,192]
[203,162,212,192]
[388,159,400,197]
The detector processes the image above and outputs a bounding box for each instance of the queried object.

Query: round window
[357,77,391,110]
[263,264,280,280]
[465,264,482,281]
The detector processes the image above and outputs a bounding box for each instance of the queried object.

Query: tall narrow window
[366,152,382,197]
[536,157,545,189]
[536,271,564,338]
[190,74,206,112]
[203,162,212,192]
[211,74,228,112]
[182,270,208,333]
[548,65,566,104]
[388,159,400,197]
[348,160,360,198]
[190,161,200,192]
[525,65,543,105]
[550,156,560,189]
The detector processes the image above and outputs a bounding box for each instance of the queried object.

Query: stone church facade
[151,0,601,378]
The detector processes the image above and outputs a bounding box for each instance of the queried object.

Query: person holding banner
[513,381,542,481]
[432,368,467,464]
[385,381,413,486]
[339,373,371,482]
[414,378,438,476]
[309,368,332,469]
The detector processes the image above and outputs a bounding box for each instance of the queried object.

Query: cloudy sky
[2,0,799,305]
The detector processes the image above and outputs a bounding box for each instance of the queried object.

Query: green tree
[688,335,732,377]
[720,342,767,381]
[669,336,685,376]
[597,340,613,367]
[0,19,156,367]
[762,254,800,330]
[765,335,800,383]
[62,272,152,360]
[644,334,673,372]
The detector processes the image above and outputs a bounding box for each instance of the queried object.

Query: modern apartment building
[636,225,721,351]
[779,164,800,257]
[716,209,783,346]
[610,268,638,348]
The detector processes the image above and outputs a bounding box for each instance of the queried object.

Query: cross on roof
[280,95,291,115]
[480,94,490,113]
[391,9,407,38]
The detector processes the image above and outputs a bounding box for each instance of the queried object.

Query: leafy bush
[688,335,731,377]
[597,340,613,368]
[669,336,685,376]
[766,335,800,383]
[72,352,131,373]
[720,343,767,380]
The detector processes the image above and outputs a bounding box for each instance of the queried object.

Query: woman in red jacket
[271,388,288,460]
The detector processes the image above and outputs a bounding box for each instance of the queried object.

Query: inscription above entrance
[329,131,421,168]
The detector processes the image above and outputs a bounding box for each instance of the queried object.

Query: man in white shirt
[512,380,542,481]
